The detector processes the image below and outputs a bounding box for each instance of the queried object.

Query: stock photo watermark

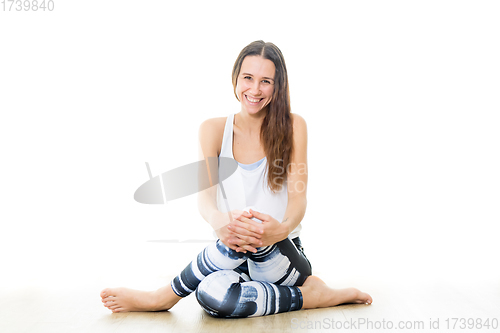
[290,317,499,330]
[271,158,307,193]
[1,0,55,11]
[134,157,308,205]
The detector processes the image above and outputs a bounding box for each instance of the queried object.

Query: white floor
[1,239,498,333]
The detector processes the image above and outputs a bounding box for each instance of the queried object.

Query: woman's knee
[195,270,244,318]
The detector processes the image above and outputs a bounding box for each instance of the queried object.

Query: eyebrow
[241,73,275,81]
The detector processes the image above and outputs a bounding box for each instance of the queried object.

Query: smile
[245,95,263,104]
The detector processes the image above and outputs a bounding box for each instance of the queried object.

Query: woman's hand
[230,209,289,251]
[226,210,264,253]
[214,210,262,253]
[214,224,239,251]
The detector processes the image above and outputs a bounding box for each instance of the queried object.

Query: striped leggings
[171,237,312,318]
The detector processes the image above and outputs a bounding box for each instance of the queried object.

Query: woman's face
[235,55,276,115]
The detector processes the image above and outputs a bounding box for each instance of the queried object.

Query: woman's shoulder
[290,113,307,133]
[199,116,228,156]
[199,116,227,137]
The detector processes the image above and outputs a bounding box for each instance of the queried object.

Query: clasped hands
[216,209,288,253]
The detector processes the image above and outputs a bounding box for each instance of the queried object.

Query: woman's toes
[103,297,116,304]
[344,288,359,301]
[355,291,372,304]
[104,300,116,308]
[100,288,111,299]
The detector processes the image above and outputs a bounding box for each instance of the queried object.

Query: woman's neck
[236,110,267,136]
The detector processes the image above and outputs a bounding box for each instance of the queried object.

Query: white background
[1,1,499,290]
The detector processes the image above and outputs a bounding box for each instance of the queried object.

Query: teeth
[246,95,261,103]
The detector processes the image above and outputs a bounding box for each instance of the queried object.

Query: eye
[244,76,252,80]
[262,80,271,84]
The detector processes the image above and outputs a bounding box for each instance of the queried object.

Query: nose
[249,80,261,96]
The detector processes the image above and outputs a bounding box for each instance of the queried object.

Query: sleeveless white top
[215,113,302,240]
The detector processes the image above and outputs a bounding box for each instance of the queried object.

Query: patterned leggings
[171,237,312,318]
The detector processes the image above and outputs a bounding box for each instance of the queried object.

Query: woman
[101,40,372,317]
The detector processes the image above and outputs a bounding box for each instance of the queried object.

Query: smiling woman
[100,40,372,318]
[236,58,275,109]
[231,42,294,193]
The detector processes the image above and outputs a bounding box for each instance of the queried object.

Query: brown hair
[232,40,293,193]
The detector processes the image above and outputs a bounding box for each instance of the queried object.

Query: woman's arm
[231,114,308,249]
[197,118,262,252]
[197,118,227,229]
[281,113,308,235]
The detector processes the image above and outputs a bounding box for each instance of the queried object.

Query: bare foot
[299,276,373,309]
[100,284,182,313]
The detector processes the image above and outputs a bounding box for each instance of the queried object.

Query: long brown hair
[232,40,293,193]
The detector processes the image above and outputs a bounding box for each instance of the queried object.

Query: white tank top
[215,113,302,240]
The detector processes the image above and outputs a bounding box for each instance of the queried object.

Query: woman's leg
[101,239,252,313]
[170,239,252,297]
[101,237,372,314]
[299,276,373,309]
[195,270,303,318]
[195,272,373,318]
[247,237,312,286]
[195,237,372,318]
[100,283,182,313]
[195,237,311,318]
